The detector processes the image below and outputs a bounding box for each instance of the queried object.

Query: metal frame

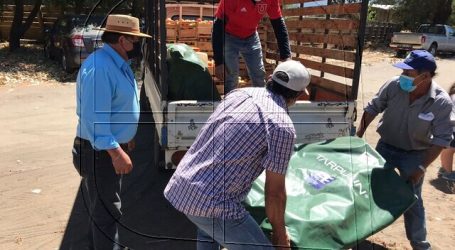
[351,0,369,100]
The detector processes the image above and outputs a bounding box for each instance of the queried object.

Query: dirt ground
[0,45,454,249]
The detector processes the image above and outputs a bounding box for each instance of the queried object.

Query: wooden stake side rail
[266,51,355,80]
[277,18,360,31]
[282,0,329,4]
[287,32,358,48]
[262,2,364,101]
[267,43,357,62]
[282,3,362,16]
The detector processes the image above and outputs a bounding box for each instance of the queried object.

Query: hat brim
[98,28,152,38]
[393,62,414,70]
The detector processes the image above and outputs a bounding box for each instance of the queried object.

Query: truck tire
[44,40,54,59]
[428,43,438,56]
[395,50,406,58]
[61,50,74,73]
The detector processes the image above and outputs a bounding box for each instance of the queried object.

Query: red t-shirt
[215,0,282,39]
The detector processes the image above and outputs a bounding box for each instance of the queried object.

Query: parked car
[390,24,455,56]
[44,14,105,73]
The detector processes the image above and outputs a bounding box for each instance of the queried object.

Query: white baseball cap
[272,60,311,92]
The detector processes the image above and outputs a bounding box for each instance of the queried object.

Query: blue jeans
[186,214,273,250]
[376,141,431,250]
[224,32,266,94]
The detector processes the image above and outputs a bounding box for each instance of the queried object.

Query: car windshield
[71,16,104,28]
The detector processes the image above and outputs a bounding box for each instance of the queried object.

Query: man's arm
[107,147,132,175]
[212,17,224,67]
[409,145,443,184]
[356,111,376,138]
[270,17,291,60]
[357,79,395,138]
[265,170,290,249]
[212,18,225,80]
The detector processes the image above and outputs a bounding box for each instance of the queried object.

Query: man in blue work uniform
[71,14,151,249]
[357,50,453,250]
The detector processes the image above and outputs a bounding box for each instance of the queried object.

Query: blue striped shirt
[76,44,140,150]
[164,87,296,219]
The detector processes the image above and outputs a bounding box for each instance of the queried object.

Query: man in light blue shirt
[71,15,151,249]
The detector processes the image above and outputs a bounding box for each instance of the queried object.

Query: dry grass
[0,42,77,86]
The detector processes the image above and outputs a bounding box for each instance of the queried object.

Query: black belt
[74,137,128,151]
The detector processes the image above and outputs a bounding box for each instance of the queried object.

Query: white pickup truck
[140,1,369,169]
[390,24,455,56]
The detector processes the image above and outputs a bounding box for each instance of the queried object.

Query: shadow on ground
[352,240,388,250]
[429,177,455,194]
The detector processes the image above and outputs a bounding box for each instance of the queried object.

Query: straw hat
[100,14,151,38]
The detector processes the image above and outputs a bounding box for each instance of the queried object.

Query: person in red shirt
[212,0,291,94]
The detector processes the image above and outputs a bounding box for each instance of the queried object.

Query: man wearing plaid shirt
[164,60,311,250]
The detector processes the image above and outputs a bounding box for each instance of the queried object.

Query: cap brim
[98,28,152,38]
[393,62,414,70]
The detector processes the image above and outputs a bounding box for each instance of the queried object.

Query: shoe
[438,167,449,178]
[442,171,455,182]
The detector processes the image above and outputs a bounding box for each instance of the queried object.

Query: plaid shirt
[164,87,295,219]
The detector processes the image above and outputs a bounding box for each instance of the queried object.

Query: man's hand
[409,167,425,185]
[265,170,289,249]
[356,112,376,138]
[271,230,291,249]
[215,64,225,81]
[107,147,133,175]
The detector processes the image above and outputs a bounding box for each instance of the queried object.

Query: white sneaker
[438,167,449,178]
[442,171,455,182]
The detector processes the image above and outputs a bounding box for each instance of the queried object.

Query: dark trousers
[72,137,123,250]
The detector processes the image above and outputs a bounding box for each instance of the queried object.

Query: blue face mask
[399,75,416,92]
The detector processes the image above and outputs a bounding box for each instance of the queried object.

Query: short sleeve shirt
[364,77,453,150]
[164,87,295,219]
[215,0,282,38]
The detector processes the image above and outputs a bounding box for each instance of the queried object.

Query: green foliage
[41,0,144,16]
[450,1,455,25]
[370,0,399,4]
[393,0,453,30]
[367,7,377,21]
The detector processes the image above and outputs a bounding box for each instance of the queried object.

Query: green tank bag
[244,136,417,249]
[166,43,221,101]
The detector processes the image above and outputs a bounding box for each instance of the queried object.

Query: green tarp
[166,43,221,101]
[244,137,417,249]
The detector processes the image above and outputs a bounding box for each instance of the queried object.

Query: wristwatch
[418,165,426,173]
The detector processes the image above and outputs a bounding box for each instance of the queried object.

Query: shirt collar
[102,44,128,70]
[428,81,437,99]
[268,89,288,111]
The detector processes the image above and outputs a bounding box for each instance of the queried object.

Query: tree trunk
[9,0,24,51]
[9,0,43,52]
